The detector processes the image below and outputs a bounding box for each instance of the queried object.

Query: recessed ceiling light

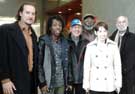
[58,11,62,14]
[76,12,81,15]
[68,8,72,11]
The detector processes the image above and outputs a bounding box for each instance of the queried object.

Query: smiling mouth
[56,29,61,32]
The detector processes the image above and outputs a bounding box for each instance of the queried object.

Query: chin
[56,34,61,37]
[101,38,106,41]
[26,23,32,26]
[118,27,127,31]
[27,21,34,25]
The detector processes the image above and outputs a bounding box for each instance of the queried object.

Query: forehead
[23,5,35,12]
[52,19,62,24]
[98,26,106,30]
[117,16,127,22]
[84,17,94,21]
[72,25,82,28]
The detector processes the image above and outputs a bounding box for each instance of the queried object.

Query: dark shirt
[52,40,64,87]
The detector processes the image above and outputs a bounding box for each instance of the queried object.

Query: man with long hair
[38,15,72,94]
[0,2,38,94]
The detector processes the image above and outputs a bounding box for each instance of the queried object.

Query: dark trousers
[119,84,135,94]
[72,84,85,94]
[90,90,116,94]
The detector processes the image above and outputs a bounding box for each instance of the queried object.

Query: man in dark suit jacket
[0,2,38,94]
[110,16,135,94]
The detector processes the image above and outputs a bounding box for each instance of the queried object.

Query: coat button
[104,66,107,69]
[96,78,99,80]
[96,66,99,69]
[104,78,107,80]
[96,55,98,58]
[106,55,108,58]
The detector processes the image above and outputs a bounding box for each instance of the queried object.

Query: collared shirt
[18,22,33,72]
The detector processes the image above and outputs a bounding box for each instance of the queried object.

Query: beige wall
[0,0,35,17]
[83,0,135,33]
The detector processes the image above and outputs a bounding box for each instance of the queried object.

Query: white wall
[83,0,135,33]
[0,0,35,17]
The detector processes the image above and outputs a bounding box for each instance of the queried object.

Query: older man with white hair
[110,16,135,94]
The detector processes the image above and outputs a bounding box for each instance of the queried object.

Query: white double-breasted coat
[83,38,122,92]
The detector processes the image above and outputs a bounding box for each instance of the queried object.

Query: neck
[71,34,79,46]
[119,30,126,36]
[71,34,79,39]
[51,35,60,42]
[83,25,93,31]
[97,39,106,44]
[19,21,30,30]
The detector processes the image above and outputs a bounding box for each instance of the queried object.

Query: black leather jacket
[68,34,89,84]
[38,35,72,89]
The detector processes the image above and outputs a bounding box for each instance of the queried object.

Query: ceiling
[0,0,59,17]
[46,0,81,16]
[0,0,81,17]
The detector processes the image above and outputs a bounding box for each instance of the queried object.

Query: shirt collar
[92,38,115,45]
[18,21,32,35]
[18,21,30,31]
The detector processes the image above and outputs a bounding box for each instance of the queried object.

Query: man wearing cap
[68,18,88,94]
[82,14,96,42]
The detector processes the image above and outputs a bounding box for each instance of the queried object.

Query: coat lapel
[111,28,129,53]
[120,31,129,53]
[9,22,27,57]
[110,30,118,41]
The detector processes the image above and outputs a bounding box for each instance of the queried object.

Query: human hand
[116,88,120,94]
[86,92,90,94]
[66,85,72,91]
[41,85,49,93]
[2,81,16,94]
[85,88,90,94]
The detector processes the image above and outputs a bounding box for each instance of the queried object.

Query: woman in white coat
[83,22,122,94]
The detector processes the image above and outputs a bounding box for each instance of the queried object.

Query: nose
[56,25,60,28]
[75,27,79,31]
[119,22,122,25]
[29,12,35,17]
[119,21,125,25]
[56,25,61,31]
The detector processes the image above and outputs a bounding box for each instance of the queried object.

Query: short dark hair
[46,15,65,35]
[95,21,108,31]
[15,2,37,21]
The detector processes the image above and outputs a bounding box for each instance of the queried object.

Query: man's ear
[69,27,72,33]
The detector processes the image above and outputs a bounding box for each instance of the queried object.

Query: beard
[83,25,94,31]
